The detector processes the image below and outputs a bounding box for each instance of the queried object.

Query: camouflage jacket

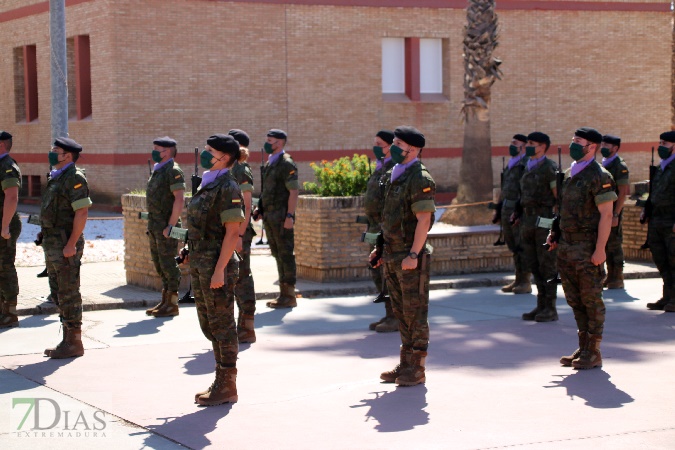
[364,158,395,226]
[500,156,528,205]
[559,161,617,259]
[261,152,299,221]
[146,160,185,231]
[519,157,557,212]
[40,164,92,234]
[187,171,244,244]
[232,161,254,232]
[649,160,675,224]
[0,154,21,222]
[381,161,436,257]
[603,156,629,210]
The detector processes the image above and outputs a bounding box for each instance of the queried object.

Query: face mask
[373,146,385,160]
[658,145,673,160]
[48,151,61,167]
[151,149,163,163]
[569,142,587,161]
[600,147,612,158]
[390,144,408,164]
[509,145,520,157]
[200,150,215,169]
[525,146,536,157]
[263,142,275,154]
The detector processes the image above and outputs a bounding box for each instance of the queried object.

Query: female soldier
[228,129,257,343]
[187,134,244,406]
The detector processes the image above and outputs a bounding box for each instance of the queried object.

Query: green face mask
[569,142,587,161]
[151,149,163,163]
[600,147,612,158]
[509,145,520,157]
[525,146,536,157]
[200,150,215,169]
[373,146,385,160]
[263,142,275,154]
[658,145,673,160]
[390,144,408,164]
[48,151,61,167]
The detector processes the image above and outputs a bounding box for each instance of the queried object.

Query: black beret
[376,130,395,145]
[207,134,239,153]
[228,129,250,147]
[659,131,675,143]
[54,137,83,153]
[527,131,550,146]
[267,129,287,140]
[602,134,621,147]
[394,126,425,148]
[0,131,12,141]
[513,134,528,143]
[575,127,602,144]
[153,136,177,147]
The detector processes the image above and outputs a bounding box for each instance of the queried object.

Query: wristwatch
[612,213,619,218]
[286,213,295,221]
[408,252,418,259]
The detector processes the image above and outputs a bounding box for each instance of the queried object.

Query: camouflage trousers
[43,230,84,329]
[0,215,21,305]
[558,256,606,335]
[263,217,296,285]
[384,253,430,350]
[191,247,239,366]
[501,207,526,272]
[235,226,256,316]
[605,221,624,269]
[647,223,675,301]
[520,218,557,299]
[147,228,181,292]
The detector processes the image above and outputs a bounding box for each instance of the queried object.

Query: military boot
[0,301,19,329]
[572,333,602,370]
[195,343,221,402]
[395,348,427,386]
[238,313,256,343]
[512,272,532,294]
[46,326,84,359]
[501,272,519,293]
[560,331,588,366]
[368,316,386,331]
[603,261,614,288]
[266,283,297,309]
[197,365,238,406]
[375,300,398,333]
[380,346,411,383]
[647,289,669,310]
[664,301,675,312]
[152,291,179,317]
[606,265,624,290]
[146,289,167,315]
[535,297,558,322]
[522,294,544,321]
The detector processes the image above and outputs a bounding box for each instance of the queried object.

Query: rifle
[253,146,267,244]
[179,148,202,304]
[488,157,506,246]
[147,158,152,176]
[637,146,655,250]
[542,146,563,284]
[191,147,201,195]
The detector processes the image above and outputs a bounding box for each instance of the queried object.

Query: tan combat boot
[606,267,624,290]
[501,271,519,293]
[152,291,179,317]
[238,313,256,343]
[560,331,588,366]
[0,301,19,328]
[46,326,84,359]
[369,316,386,330]
[195,343,221,402]
[197,365,238,406]
[572,333,602,370]
[395,349,427,386]
[375,316,399,333]
[146,289,167,315]
[266,283,297,309]
[381,346,411,383]
[512,272,532,294]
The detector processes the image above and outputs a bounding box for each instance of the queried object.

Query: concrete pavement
[1,278,674,449]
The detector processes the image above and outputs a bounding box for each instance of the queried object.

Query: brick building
[0,0,671,204]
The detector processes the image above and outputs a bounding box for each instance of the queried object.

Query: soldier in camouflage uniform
[372,126,435,387]
[41,137,92,359]
[497,134,531,294]
[365,130,398,333]
[642,131,675,312]
[0,131,21,328]
[228,129,257,343]
[189,134,244,406]
[600,135,630,289]
[253,129,300,309]
[513,132,558,322]
[145,137,186,318]
[550,127,616,370]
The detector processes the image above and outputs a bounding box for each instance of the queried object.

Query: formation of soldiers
[0,124,673,402]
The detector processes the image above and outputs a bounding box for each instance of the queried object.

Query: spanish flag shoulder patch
[621,170,627,173]
[241,181,249,184]
[73,183,82,189]
[289,170,295,175]
[175,175,181,179]
[422,187,431,193]
[602,183,611,188]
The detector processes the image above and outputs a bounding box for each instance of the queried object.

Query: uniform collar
[199,168,229,189]
[601,154,618,167]
[50,162,74,180]
[391,158,419,182]
[153,158,173,172]
[661,152,675,171]
[267,150,285,166]
[570,158,594,178]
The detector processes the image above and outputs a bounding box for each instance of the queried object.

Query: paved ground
[1,278,674,449]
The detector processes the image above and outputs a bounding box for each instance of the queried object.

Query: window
[420,39,442,94]
[382,38,405,94]
[67,35,92,120]
[14,45,39,122]
[382,37,446,102]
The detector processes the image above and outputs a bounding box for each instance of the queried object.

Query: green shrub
[303,154,375,197]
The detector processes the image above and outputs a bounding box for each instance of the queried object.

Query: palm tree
[455,0,502,205]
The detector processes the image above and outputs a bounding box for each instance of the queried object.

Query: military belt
[502,199,517,209]
[523,206,553,217]
[562,231,595,243]
[188,239,222,251]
